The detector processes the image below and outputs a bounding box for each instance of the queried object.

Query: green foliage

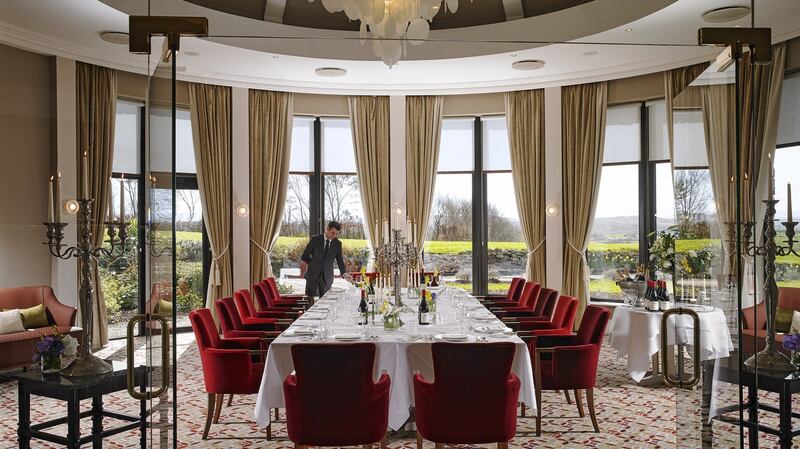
[176,239,203,262]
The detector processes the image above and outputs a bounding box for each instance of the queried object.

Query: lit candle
[47,175,54,222]
[119,174,125,223]
[55,172,61,223]
[788,183,793,222]
[82,150,89,200]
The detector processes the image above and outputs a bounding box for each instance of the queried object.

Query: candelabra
[374,228,418,310]
[44,199,130,377]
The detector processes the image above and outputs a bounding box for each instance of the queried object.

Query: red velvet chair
[483,278,530,308]
[219,296,276,332]
[500,288,559,322]
[234,289,295,324]
[284,343,391,448]
[491,283,544,319]
[215,298,280,339]
[414,342,520,449]
[532,305,611,436]
[252,282,303,319]
[512,295,578,334]
[264,277,307,303]
[189,308,269,440]
[480,277,525,304]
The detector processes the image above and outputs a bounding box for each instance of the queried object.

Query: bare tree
[284,175,310,236]
[324,175,359,222]
[176,189,199,223]
[673,169,713,238]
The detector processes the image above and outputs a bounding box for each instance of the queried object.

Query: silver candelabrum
[732,191,799,371]
[373,228,418,310]
[44,199,130,377]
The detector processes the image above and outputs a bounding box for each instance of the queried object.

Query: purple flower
[783,333,800,352]
[33,333,66,362]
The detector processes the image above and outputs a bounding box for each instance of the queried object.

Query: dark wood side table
[704,353,800,449]
[7,360,148,449]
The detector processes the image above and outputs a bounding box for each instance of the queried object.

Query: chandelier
[313,0,460,67]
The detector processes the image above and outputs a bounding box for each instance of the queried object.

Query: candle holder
[374,228,418,311]
[43,199,130,377]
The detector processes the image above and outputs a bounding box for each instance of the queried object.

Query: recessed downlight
[511,59,545,71]
[183,51,200,57]
[315,67,348,77]
[702,6,751,23]
[583,51,599,56]
[624,28,633,32]
[99,31,129,45]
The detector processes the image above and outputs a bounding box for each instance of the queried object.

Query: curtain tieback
[250,239,273,257]
[527,238,546,257]
[210,244,230,286]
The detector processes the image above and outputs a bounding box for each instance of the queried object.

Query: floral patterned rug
[0,334,791,448]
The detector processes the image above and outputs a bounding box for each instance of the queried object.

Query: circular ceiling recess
[98,31,129,45]
[315,67,348,77]
[512,59,546,71]
[701,6,751,23]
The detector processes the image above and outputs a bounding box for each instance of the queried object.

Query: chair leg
[274,407,280,421]
[416,431,423,449]
[520,402,526,417]
[227,394,234,407]
[434,443,444,449]
[266,423,272,441]
[202,393,215,440]
[213,393,223,424]
[497,443,509,449]
[574,389,585,418]
[535,385,543,437]
[564,389,572,404]
[587,387,600,433]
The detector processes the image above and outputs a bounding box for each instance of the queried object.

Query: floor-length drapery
[76,62,116,350]
[665,62,709,164]
[406,96,444,253]
[505,89,546,284]
[249,89,293,283]
[349,96,390,268]
[561,82,607,327]
[189,83,232,321]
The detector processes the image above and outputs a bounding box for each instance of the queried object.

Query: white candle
[55,172,61,223]
[788,183,793,222]
[106,177,113,222]
[119,175,125,223]
[82,150,89,200]
[47,176,54,222]
[383,220,389,242]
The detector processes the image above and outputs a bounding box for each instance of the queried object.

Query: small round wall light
[235,204,249,217]
[545,204,559,217]
[64,199,80,215]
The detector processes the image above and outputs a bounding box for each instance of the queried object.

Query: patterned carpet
[0,334,794,448]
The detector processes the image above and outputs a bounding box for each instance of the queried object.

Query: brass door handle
[660,308,701,388]
[127,313,170,400]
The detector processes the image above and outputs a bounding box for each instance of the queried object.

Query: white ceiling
[0,0,799,94]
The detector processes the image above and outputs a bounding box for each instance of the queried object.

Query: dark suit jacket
[301,234,347,289]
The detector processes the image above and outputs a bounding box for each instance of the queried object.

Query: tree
[177,189,199,224]
[284,175,310,236]
[487,203,523,242]
[673,169,713,239]
[324,175,359,222]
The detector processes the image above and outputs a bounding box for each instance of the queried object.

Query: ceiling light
[315,67,348,77]
[510,54,518,58]
[183,51,200,56]
[99,31,129,45]
[583,51,599,56]
[702,6,751,23]
[624,28,633,32]
[310,0,459,67]
[511,60,546,71]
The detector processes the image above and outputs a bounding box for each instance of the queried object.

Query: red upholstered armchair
[508,295,578,335]
[414,342,520,449]
[284,343,390,448]
[479,277,525,304]
[741,287,800,355]
[189,308,268,440]
[218,296,275,332]
[532,305,610,436]
[215,298,280,339]
[264,277,307,304]
[234,289,293,324]
[486,280,535,310]
[252,282,303,320]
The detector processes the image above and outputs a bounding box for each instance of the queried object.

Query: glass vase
[791,350,800,370]
[383,314,402,331]
[41,353,62,374]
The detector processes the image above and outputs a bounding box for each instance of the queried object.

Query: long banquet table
[254,286,537,430]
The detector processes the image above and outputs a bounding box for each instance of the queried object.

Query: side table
[7,360,148,449]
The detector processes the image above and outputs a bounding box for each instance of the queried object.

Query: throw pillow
[20,304,49,329]
[775,307,795,333]
[158,299,173,316]
[0,309,26,335]
[790,311,800,335]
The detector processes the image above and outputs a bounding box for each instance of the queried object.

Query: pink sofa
[741,287,800,356]
[0,286,82,370]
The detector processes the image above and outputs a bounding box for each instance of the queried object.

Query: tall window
[276,117,367,288]
[775,72,800,287]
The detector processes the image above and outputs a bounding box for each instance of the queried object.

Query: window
[276,117,368,290]
[775,72,800,287]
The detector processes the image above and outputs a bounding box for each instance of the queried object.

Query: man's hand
[299,260,308,277]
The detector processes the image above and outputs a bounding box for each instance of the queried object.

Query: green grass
[589,279,623,295]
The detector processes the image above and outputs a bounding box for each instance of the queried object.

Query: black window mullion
[311,117,323,235]
[137,104,146,336]
[472,117,486,296]
[639,102,655,266]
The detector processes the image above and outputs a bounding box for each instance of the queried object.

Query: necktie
[324,239,330,257]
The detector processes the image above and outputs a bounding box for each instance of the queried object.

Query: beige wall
[608,71,664,105]
[0,43,54,287]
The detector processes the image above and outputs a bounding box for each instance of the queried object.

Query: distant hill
[590,216,677,242]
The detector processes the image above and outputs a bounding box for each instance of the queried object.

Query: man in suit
[300,221,350,298]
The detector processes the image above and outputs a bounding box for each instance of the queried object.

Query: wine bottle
[646,280,659,312]
[359,290,368,325]
[657,280,668,310]
[418,292,430,325]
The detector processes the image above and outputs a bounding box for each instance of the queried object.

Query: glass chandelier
[313,0,461,67]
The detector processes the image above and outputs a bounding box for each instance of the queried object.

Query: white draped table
[254,287,537,430]
[608,304,735,383]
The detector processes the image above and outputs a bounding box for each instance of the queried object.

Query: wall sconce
[63,199,80,215]
[545,204,559,217]
[235,204,249,217]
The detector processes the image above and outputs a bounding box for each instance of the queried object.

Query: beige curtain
[505,89,546,284]
[249,89,293,283]
[189,83,232,320]
[665,62,709,163]
[348,96,390,265]
[406,96,444,249]
[76,62,117,350]
[561,82,607,327]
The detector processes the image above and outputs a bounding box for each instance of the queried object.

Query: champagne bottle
[418,291,430,325]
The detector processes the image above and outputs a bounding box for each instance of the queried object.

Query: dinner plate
[403,335,422,342]
[467,313,495,322]
[299,312,327,320]
[284,328,315,336]
[474,325,511,334]
[434,333,470,342]
[332,334,362,341]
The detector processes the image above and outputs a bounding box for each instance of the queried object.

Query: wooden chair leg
[434,443,444,449]
[416,431,423,449]
[520,402,526,417]
[202,393,215,440]
[213,393,223,423]
[564,389,572,404]
[274,407,280,421]
[574,389,585,418]
[266,423,272,441]
[587,387,600,433]
[535,386,543,437]
[227,394,234,407]
[497,443,509,449]
[381,436,387,449]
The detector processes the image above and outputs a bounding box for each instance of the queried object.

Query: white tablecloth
[254,288,536,430]
[608,305,734,382]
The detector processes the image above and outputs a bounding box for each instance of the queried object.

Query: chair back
[550,296,579,330]
[189,308,221,351]
[532,288,559,318]
[217,297,246,331]
[575,305,611,345]
[214,298,237,336]
[252,282,271,311]
[517,282,540,308]
[778,287,800,312]
[505,277,525,302]
[234,289,257,320]
[264,277,282,301]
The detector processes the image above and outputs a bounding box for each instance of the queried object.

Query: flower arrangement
[648,229,677,275]
[783,333,800,368]
[679,247,714,277]
[34,327,79,373]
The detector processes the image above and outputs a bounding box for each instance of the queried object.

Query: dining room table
[254,285,537,431]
